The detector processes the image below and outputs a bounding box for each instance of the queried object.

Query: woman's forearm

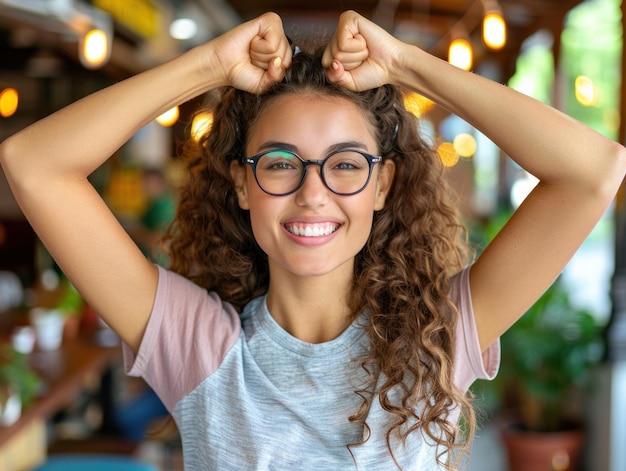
[393,44,626,194]
[0,45,216,185]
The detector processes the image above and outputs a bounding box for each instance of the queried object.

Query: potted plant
[0,344,40,426]
[496,280,603,471]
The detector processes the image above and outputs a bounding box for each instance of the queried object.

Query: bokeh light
[483,12,507,50]
[156,106,180,127]
[437,142,460,167]
[453,133,477,158]
[0,88,19,118]
[448,38,473,71]
[82,29,109,68]
[170,18,198,40]
[403,92,435,117]
[575,75,598,106]
[191,112,214,140]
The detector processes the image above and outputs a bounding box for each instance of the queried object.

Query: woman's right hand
[206,12,292,94]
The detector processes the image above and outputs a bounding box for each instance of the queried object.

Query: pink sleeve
[451,267,500,392]
[122,266,241,412]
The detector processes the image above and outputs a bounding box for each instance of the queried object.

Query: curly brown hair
[164,39,475,469]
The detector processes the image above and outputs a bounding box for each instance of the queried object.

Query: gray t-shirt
[124,266,499,470]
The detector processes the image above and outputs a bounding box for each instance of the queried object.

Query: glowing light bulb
[483,12,506,50]
[156,106,180,127]
[448,38,473,71]
[170,18,198,40]
[0,88,19,118]
[81,29,109,69]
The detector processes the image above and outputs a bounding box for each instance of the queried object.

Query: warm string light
[448,36,473,71]
[0,87,19,118]
[482,0,507,51]
[445,1,507,70]
[483,11,507,50]
[79,28,111,69]
[156,106,180,127]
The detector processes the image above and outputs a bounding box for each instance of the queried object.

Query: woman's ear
[230,161,250,210]
[373,159,395,211]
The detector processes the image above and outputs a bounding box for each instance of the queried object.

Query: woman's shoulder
[152,264,241,335]
[155,265,228,305]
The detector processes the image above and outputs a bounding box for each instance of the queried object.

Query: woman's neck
[265,263,354,344]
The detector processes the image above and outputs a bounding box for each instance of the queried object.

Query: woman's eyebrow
[255,140,371,155]
[325,141,370,153]
[256,141,298,153]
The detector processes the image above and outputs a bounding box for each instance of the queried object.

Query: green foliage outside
[510,0,622,139]
[562,0,622,139]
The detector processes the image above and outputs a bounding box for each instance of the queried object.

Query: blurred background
[0,1,625,470]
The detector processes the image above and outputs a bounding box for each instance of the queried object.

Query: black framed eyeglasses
[242,149,382,196]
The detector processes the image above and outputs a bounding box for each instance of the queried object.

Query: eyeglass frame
[241,149,383,197]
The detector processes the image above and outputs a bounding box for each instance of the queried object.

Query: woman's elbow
[600,142,626,198]
[0,135,19,179]
[0,134,42,194]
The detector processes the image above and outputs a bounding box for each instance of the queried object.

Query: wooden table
[0,326,122,471]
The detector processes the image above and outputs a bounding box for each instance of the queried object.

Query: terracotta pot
[500,422,585,471]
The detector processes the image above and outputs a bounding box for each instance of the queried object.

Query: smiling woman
[0,9,624,471]
[224,93,394,289]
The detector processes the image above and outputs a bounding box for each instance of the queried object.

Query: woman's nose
[294,167,330,208]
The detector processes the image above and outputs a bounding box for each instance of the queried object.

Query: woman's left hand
[322,10,405,91]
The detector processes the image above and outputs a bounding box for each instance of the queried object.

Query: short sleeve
[450,266,500,392]
[122,266,241,411]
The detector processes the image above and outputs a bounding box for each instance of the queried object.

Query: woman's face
[231,94,394,280]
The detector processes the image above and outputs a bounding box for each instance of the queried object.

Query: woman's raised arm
[0,13,291,353]
[324,10,626,351]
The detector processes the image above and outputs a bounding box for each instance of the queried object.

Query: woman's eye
[268,161,295,170]
[261,151,299,171]
[334,162,358,170]
[326,151,368,171]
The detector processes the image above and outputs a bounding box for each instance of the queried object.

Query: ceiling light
[170,18,198,41]
[156,106,180,127]
[482,1,507,50]
[80,28,111,69]
[0,87,19,118]
[448,36,473,71]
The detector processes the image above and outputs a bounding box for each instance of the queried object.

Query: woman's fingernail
[273,57,282,68]
[332,61,339,71]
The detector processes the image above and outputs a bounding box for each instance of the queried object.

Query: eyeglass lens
[255,150,372,195]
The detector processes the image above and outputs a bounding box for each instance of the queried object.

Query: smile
[284,222,340,237]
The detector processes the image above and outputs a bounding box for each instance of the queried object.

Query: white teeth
[286,223,338,237]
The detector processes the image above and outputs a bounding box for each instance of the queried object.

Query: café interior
[0,0,625,470]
